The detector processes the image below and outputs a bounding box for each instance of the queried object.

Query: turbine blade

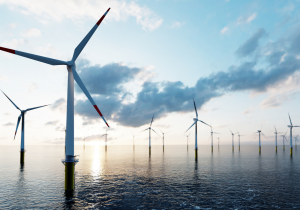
[293,126,300,127]
[185,121,196,133]
[14,114,22,140]
[152,129,161,137]
[193,98,198,118]
[1,90,21,110]
[26,104,50,112]
[150,115,154,127]
[261,133,267,139]
[288,113,293,126]
[72,8,110,62]
[229,129,233,134]
[71,66,109,127]
[274,125,277,133]
[198,120,211,127]
[159,128,163,134]
[139,128,148,133]
[0,47,67,65]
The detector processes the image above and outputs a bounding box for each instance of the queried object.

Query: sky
[1,0,300,147]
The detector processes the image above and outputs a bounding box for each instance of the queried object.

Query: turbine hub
[193,118,198,121]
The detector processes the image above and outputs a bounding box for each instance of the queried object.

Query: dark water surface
[0,145,299,209]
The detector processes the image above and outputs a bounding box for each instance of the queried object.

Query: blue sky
[1,0,300,147]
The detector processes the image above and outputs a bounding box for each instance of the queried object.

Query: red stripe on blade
[106,123,110,127]
[96,8,110,25]
[93,105,103,116]
[0,47,15,54]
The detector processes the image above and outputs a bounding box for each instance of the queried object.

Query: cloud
[3,122,14,126]
[74,27,300,127]
[171,21,183,29]
[51,98,66,112]
[220,26,229,34]
[235,28,266,57]
[22,28,41,38]
[76,59,142,95]
[0,0,163,31]
[45,120,59,126]
[1,38,26,49]
[243,106,256,114]
[237,13,257,25]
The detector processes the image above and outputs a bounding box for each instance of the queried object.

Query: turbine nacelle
[193,118,198,121]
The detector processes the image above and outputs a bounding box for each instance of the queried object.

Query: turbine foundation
[211,146,213,153]
[283,146,285,150]
[195,149,198,159]
[149,147,151,156]
[276,146,277,153]
[232,146,234,152]
[239,146,240,151]
[290,148,293,156]
[163,146,164,152]
[20,150,25,164]
[259,146,261,153]
[65,162,75,190]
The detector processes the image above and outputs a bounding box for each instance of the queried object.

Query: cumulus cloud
[73,26,300,127]
[235,28,266,57]
[0,0,163,31]
[220,26,229,34]
[22,28,41,38]
[76,60,142,95]
[237,13,257,25]
[51,98,66,112]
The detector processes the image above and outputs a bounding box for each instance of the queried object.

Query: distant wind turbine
[237,131,244,151]
[294,135,299,149]
[1,90,49,164]
[101,128,108,151]
[185,98,210,159]
[229,129,237,152]
[140,115,160,155]
[288,113,300,156]
[131,132,135,150]
[274,126,282,153]
[218,137,220,149]
[282,131,288,150]
[210,127,220,152]
[160,129,170,152]
[254,129,267,153]
[185,132,191,151]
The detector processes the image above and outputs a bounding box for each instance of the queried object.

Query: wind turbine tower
[0,8,111,190]
[1,91,49,164]
[141,115,160,155]
[185,98,210,159]
[274,126,281,153]
[210,127,219,152]
[229,130,237,152]
[255,130,266,153]
[288,113,300,156]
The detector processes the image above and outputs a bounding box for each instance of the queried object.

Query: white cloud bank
[0,0,163,31]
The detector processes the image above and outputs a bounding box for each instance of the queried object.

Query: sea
[0,145,299,209]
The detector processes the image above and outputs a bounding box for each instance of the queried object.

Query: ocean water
[0,144,299,209]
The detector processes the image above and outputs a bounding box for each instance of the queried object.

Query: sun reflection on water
[91,146,103,182]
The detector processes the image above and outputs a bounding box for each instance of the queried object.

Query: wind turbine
[229,130,237,152]
[0,8,111,190]
[1,90,49,164]
[101,128,108,151]
[141,115,160,155]
[274,126,282,153]
[237,131,244,151]
[282,132,288,150]
[254,129,267,153]
[160,129,170,152]
[185,98,210,159]
[218,137,220,149]
[185,132,191,150]
[288,113,300,156]
[210,127,220,152]
[294,135,299,149]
